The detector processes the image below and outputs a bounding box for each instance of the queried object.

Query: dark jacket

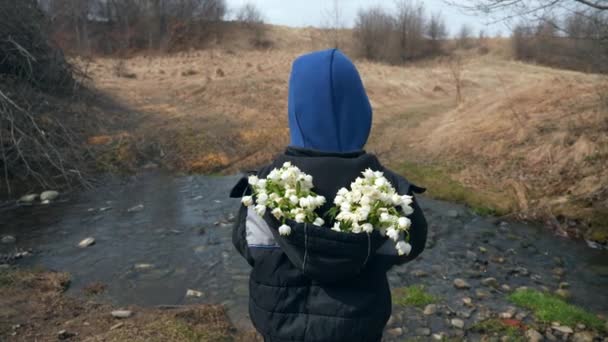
[230,148,428,342]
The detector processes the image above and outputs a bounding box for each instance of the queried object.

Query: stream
[1,171,607,339]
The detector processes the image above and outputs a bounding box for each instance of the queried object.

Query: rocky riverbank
[1,173,607,341]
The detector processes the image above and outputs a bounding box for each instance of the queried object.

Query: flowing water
[1,171,607,334]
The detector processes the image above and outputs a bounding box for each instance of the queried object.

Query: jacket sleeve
[230,177,255,267]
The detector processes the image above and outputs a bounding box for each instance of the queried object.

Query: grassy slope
[83,24,608,241]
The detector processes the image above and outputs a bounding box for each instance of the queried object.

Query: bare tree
[448,56,464,103]
[427,11,448,54]
[394,0,427,61]
[235,2,268,48]
[322,0,344,49]
[458,24,473,48]
[354,6,395,61]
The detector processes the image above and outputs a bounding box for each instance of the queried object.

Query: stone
[552,267,566,277]
[499,307,517,319]
[78,237,95,248]
[432,333,446,341]
[481,277,499,288]
[110,323,124,330]
[19,194,37,203]
[572,332,594,342]
[111,310,133,319]
[554,288,571,299]
[515,311,528,320]
[127,204,144,213]
[57,330,74,340]
[475,289,490,299]
[1,235,16,244]
[40,190,59,201]
[478,246,488,253]
[186,289,203,298]
[552,325,574,334]
[453,278,471,289]
[447,210,460,218]
[525,329,543,342]
[576,324,586,330]
[415,328,431,336]
[450,318,465,329]
[424,304,438,316]
[412,270,429,278]
[466,250,478,259]
[385,327,403,337]
[501,284,512,292]
[134,263,154,270]
[462,297,473,307]
[512,267,530,276]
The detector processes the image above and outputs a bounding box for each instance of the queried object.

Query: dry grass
[80,25,607,241]
[0,268,258,341]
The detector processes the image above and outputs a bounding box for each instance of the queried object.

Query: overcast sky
[226,0,509,37]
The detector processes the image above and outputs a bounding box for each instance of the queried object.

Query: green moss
[393,285,439,308]
[471,319,524,341]
[0,271,14,287]
[508,289,605,331]
[397,161,513,216]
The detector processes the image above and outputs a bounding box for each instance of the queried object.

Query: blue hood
[288,49,372,153]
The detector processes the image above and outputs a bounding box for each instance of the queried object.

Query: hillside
[81,24,608,243]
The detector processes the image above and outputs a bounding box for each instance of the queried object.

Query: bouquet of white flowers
[242,162,326,236]
[329,169,414,256]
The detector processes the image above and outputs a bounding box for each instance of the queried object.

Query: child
[230,49,427,342]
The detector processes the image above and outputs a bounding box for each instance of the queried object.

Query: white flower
[398,217,411,229]
[258,179,267,188]
[331,223,342,232]
[380,212,391,222]
[334,195,345,205]
[351,223,362,234]
[299,197,310,208]
[248,175,259,186]
[401,195,413,206]
[272,207,283,219]
[374,177,386,187]
[278,224,291,236]
[362,223,374,233]
[363,168,375,178]
[314,196,326,206]
[313,217,325,226]
[289,195,299,205]
[283,162,292,168]
[386,228,399,241]
[396,241,412,256]
[295,213,306,223]
[257,192,268,205]
[402,205,414,216]
[255,204,266,216]
[241,196,253,207]
[337,188,349,196]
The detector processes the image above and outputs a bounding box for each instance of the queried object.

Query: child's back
[231,49,427,342]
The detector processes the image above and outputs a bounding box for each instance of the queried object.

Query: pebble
[552,325,574,334]
[462,297,473,307]
[423,304,438,315]
[478,246,487,253]
[19,194,38,203]
[411,270,428,278]
[525,329,543,342]
[110,323,124,330]
[186,289,203,298]
[450,318,465,329]
[554,288,571,299]
[500,284,512,292]
[512,266,530,276]
[127,204,144,213]
[499,307,517,319]
[447,210,460,218]
[453,278,471,289]
[432,333,446,341]
[385,327,403,337]
[40,190,59,201]
[475,289,490,299]
[134,263,154,270]
[572,331,594,342]
[415,327,431,336]
[111,310,133,319]
[552,267,566,277]
[481,277,499,288]
[1,235,16,244]
[57,329,74,340]
[78,237,96,248]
